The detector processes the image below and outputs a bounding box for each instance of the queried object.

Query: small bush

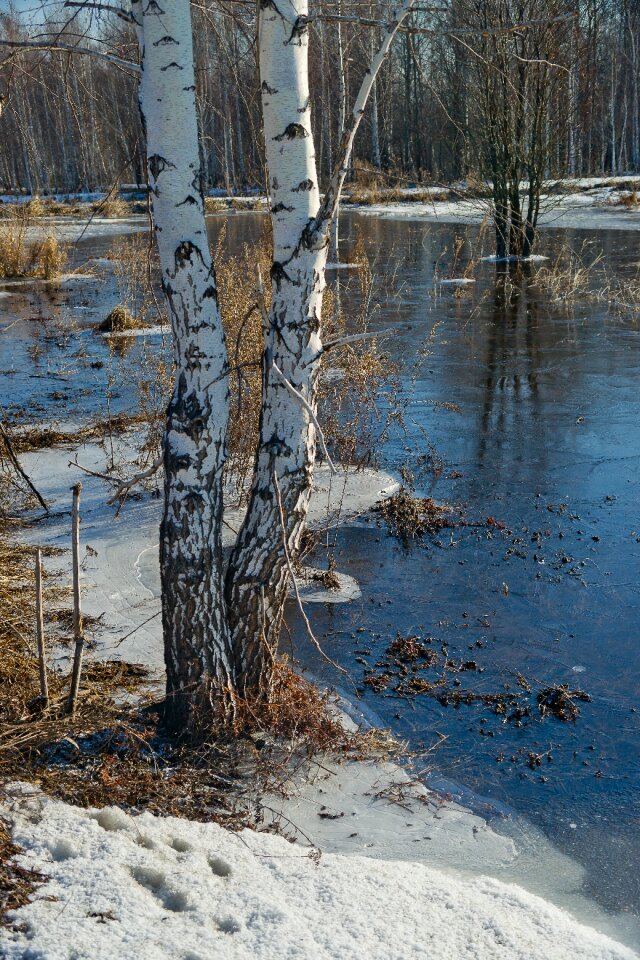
[95,193,130,219]
[26,196,46,218]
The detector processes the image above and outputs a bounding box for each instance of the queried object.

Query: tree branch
[63,1,134,23]
[271,363,337,474]
[0,39,140,75]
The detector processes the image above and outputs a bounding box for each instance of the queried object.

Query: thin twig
[106,454,163,505]
[66,483,84,716]
[273,470,347,677]
[271,364,337,475]
[34,548,49,710]
[0,420,48,512]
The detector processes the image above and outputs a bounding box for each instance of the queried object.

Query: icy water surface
[1,209,639,941]
[289,213,640,936]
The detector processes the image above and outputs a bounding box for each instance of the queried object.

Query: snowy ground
[0,787,636,960]
[16,440,399,669]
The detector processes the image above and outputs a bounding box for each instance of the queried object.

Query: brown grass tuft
[377,487,454,540]
[98,304,140,333]
[0,206,66,280]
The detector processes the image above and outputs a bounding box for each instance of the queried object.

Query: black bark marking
[293,179,314,192]
[172,241,205,276]
[274,123,308,141]
[153,35,178,46]
[177,195,199,207]
[160,62,184,72]
[271,261,297,290]
[147,154,175,181]
[271,202,294,214]
[285,16,309,44]
[261,81,278,95]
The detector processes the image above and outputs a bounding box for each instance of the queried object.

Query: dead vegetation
[98,305,140,333]
[0,818,45,928]
[4,412,147,456]
[376,487,454,540]
[529,243,602,303]
[359,632,592,728]
[0,206,66,280]
[0,462,394,921]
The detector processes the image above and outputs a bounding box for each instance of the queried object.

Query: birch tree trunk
[225,0,327,695]
[226,0,411,696]
[133,0,235,731]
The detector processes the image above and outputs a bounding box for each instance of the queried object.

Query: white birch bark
[226,0,412,693]
[225,0,327,693]
[132,0,235,730]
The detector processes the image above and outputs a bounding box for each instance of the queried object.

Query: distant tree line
[0,0,639,195]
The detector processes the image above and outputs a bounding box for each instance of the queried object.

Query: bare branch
[64,1,134,23]
[0,39,140,75]
[273,470,347,676]
[271,363,337,475]
[106,455,163,505]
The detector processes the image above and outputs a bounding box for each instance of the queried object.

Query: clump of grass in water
[377,486,453,540]
[0,206,66,280]
[98,304,140,333]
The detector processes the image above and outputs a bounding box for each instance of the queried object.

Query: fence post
[35,547,49,709]
[67,482,84,715]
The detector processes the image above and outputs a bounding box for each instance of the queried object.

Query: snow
[293,566,361,603]
[480,254,549,263]
[102,324,166,339]
[1,791,636,960]
[356,192,640,232]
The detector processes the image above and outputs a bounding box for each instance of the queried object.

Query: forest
[1,0,639,195]
[0,2,639,959]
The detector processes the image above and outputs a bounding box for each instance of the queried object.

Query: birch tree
[225,0,412,694]
[131,0,236,730]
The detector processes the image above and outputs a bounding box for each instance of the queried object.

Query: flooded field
[1,208,639,943]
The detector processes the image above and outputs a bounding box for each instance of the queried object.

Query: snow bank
[1,794,635,960]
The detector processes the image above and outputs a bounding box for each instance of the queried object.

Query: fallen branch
[0,420,48,512]
[106,455,163,505]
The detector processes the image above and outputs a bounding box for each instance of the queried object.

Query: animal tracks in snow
[129,865,192,914]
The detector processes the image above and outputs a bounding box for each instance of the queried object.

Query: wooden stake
[35,547,49,710]
[67,482,84,715]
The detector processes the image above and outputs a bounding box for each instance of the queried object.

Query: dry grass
[5,412,147,456]
[0,818,45,927]
[345,185,441,206]
[0,206,66,280]
[604,189,639,208]
[98,305,140,333]
[97,193,130,219]
[529,243,603,304]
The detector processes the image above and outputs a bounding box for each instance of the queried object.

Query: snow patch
[1,797,636,960]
